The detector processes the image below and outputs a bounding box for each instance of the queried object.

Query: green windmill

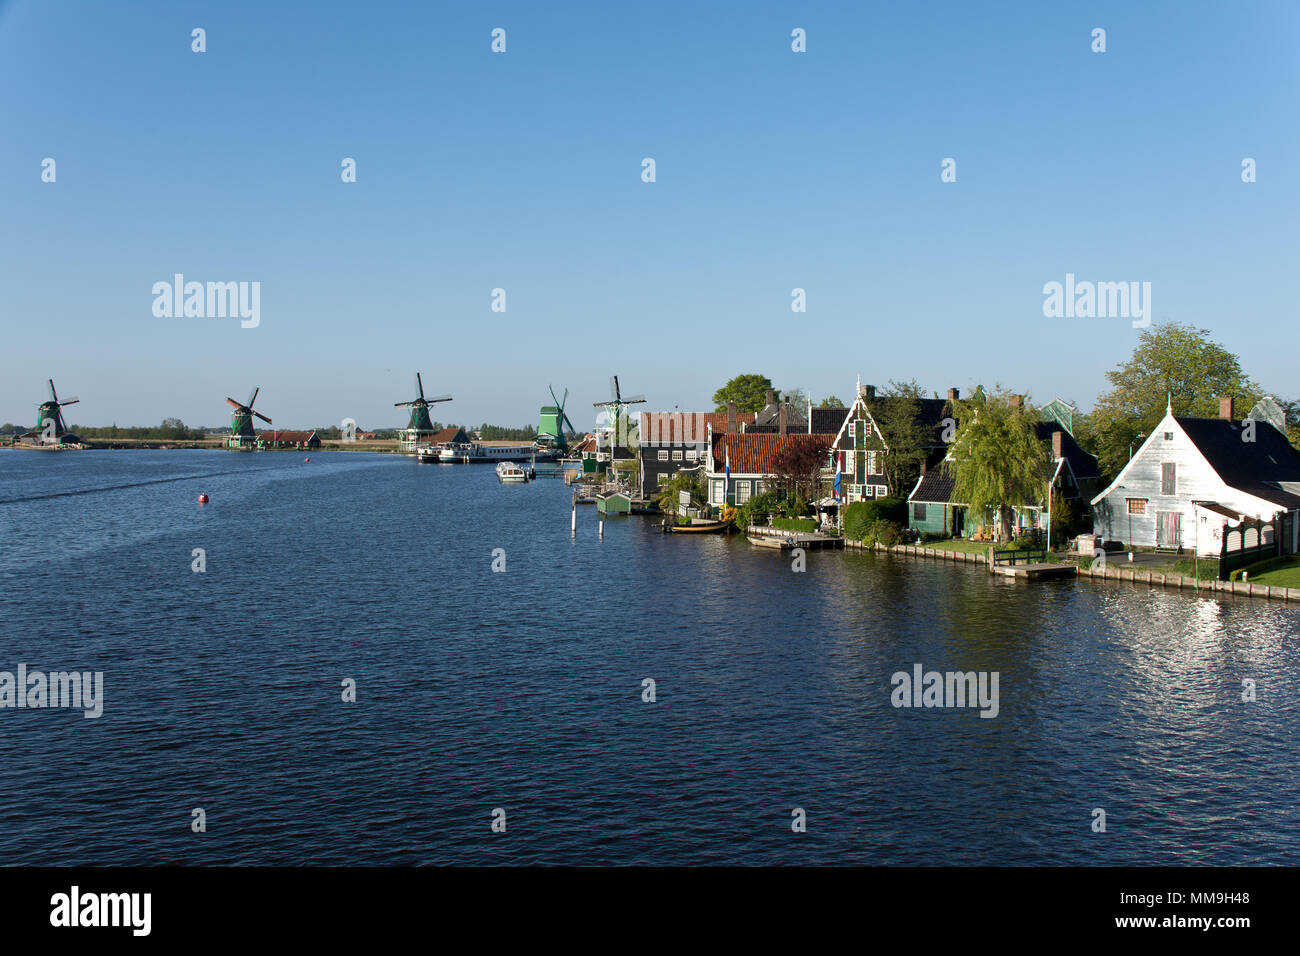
[395,372,452,448]
[538,385,578,454]
[34,379,81,445]
[592,375,645,465]
[225,386,271,449]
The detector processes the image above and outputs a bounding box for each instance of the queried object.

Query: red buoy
[304,457,310,462]
[198,494,209,504]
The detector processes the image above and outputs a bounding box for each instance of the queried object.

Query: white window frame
[736,480,752,504]
[658,450,668,461]
[672,450,682,461]
[710,479,724,504]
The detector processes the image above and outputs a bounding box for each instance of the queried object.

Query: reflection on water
[0,450,1297,864]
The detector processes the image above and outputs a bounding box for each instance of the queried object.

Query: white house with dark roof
[1090,397,1300,557]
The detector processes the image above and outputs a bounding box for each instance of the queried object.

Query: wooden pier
[746,526,844,551]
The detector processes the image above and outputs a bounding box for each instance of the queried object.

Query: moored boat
[496,461,530,482]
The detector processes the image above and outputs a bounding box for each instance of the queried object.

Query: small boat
[416,445,443,463]
[668,518,734,534]
[496,461,529,483]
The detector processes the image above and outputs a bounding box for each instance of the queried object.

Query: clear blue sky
[2,0,1296,431]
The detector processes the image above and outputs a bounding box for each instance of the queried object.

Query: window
[1163,432,1173,441]
[755,480,765,494]
[657,450,668,460]
[685,449,698,460]
[736,480,751,504]
[710,479,724,504]
[657,473,669,485]
[866,451,878,474]
[1127,498,1147,515]
[913,503,927,521]
[848,421,856,438]
[876,485,888,497]
[672,450,682,460]
[1161,462,1176,496]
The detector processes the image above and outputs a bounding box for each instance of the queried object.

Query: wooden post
[571,492,577,537]
[599,516,604,538]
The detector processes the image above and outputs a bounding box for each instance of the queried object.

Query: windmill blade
[549,384,561,408]
[415,373,425,401]
[226,398,247,410]
[48,379,58,403]
[610,376,621,402]
[252,410,272,424]
[426,394,452,403]
[394,400,415,407]
[247,386,259,408]
[561,411,578,435]
[59,397,79,406]
[621,394,647,405]
[561,387,569,411]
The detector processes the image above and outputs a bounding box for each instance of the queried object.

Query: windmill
[538,385,578,454]
[226,386,271,449]
[593,375,645,461]
[395,372,452,447]
[34,379,81,444]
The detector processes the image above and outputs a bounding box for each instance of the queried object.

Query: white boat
[496,461,529,483]
[416,444,443,463]
[439,441,545,463]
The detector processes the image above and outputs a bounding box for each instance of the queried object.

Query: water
[1,449,1297,865]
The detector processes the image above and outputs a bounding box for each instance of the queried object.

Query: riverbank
[845,538,1300,603]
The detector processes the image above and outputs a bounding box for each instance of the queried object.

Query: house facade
[830,383,957,503]
[705,432,834,509]
[908,426,1099,539]
[637,409,755,500]
[1090,399,1300,556]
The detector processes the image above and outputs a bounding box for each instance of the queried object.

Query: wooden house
[908,424,1099,539]
[1090,397,1300,558]
[637,408,755,500]
[830,383,958,503]
[704,431,834,509]
[257,430,320,450]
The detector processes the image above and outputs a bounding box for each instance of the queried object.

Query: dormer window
[1163,432,1173,441]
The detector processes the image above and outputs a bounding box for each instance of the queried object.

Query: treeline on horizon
[0,418,541,442]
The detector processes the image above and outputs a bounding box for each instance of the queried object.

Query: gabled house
[908,424,1099,539]
[744,389,809,433]
[705,431,834,509]
[830,383,958,503]
[637,408,755,500]
[1090,398,1300,556]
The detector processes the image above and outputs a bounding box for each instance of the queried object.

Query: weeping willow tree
[948,387,1049,542]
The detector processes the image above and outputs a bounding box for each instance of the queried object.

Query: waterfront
[1,450,1297,865]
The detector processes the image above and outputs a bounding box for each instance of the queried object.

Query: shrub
[843,498,907,541]
[772,517,817,532]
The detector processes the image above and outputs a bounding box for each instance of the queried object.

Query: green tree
[949,387,1050,542]
[818,396,845,408]
[713,374,774,413]
[1079,323,1259,477]
[780,388,809,413]
[865,379,933,497]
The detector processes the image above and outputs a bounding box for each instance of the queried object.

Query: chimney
[920,457,929,476]
[1052,430,1064,460]
[765,388,776,408]
[1009,394,1023,412]
[727,402,737,435]
[862,384,876,401]
[778,402,788,436]
[947,388,959,402]
[1219,396,1235,421]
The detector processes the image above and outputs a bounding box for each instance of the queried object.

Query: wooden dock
[746,527,844,551]
[991,562,1078,580]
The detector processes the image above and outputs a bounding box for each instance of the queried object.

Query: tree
[769,436,831,505]
[713,374,773,413]
[865,379,933,497]
[818,396,845,408]
[655,470,707,519]
[1079,323,1259,477]
[948,387,1050,542]
[780,388,809,413]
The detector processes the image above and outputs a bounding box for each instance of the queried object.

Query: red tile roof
[640,410,756,444]
[421,426,465,445]
[712,433,832,475]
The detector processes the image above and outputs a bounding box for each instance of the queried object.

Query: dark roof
[811,407,850,434]
[911,461,957,503]
[751,401,808,429]
[1033,422,1100,479]
[1177,416,1300,509]
[259,430,316,444]
[712,433,832,475]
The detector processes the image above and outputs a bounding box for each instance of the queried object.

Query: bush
[843,498,907,541]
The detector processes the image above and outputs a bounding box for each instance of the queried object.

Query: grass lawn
[922,538,995,555]
[1245,556,1300,587]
